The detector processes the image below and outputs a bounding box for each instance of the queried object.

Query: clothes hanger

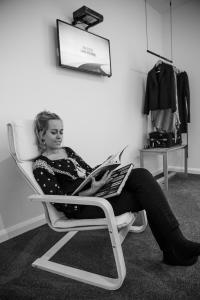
[155,60,163,73]
[155,59,163,67]
[173,65,183,74]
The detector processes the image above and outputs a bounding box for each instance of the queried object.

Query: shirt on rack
[151,109,179,132]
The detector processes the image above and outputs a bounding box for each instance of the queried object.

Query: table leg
[184,146,188,175]
[140,151,144,168]
[163,152,168,190]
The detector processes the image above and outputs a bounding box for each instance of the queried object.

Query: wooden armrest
[28,194,115,219]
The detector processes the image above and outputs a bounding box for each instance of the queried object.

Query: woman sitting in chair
[33,110,200,267]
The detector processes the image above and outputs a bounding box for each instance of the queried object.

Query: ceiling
[147,0,193,13]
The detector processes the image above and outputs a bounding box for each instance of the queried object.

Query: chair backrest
[7,120,66,228]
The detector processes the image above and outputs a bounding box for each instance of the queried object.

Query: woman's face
[42,119,63,151]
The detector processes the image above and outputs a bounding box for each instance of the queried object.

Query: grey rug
[0,173,200,300]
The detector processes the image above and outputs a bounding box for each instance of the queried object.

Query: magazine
[72,145,133,197]
[95,163,133,199]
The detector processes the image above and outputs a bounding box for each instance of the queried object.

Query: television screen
[56,19,112,77]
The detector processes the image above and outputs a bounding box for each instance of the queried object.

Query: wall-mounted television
[56,19,112,77]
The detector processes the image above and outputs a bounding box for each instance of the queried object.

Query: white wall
[168,0,200,173]
[0,0,174,242]
[145,3,163,57]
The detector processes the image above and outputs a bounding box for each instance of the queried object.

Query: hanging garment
[144,62,176,115]
[150,68,180,133]
[151,109,180,132]
[177,71,190,133]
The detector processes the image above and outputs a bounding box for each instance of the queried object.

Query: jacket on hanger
[144,62,176,115]
[177,71,190,133]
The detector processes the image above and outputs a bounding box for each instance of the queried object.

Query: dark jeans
[75,168,179,237]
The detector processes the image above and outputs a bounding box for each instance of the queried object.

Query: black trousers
[75,168,179,237]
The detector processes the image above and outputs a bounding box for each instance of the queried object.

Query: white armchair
[7,120,147,290]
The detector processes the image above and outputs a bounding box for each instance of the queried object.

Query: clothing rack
[147,50,173,64]
[146,59,189,157]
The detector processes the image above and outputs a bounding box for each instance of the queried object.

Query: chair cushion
[52,211,136,229]
[10,120,39,162]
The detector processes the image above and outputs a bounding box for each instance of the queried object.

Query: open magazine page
[101,145,128,166]
[95,164,133,199]
[72,163,120,195]
[72,145,128,196]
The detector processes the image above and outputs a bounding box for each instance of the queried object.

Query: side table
[139,144,188,190]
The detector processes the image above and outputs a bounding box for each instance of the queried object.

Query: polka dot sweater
[33,147,92,218]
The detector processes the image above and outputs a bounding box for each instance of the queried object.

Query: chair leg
[118,216,136,243]
[32,228,126,290]
[130,210,148,233]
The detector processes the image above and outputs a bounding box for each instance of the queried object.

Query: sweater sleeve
[33,160,65,195]
[33,159,82,216]
[33,160,70,214]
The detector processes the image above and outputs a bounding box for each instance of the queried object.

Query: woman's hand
[78,171,112,196]
[90,171,112,193]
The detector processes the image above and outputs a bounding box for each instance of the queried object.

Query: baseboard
[0,214,46,244]
[152,167,200,190]
[152,166,200,176]
[169,166,200,175]
[152,169,163,177]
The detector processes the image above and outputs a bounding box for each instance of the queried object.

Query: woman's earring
[41,139,46,149]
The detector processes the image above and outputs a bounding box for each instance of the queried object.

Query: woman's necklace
[67,157,87,178]
[44,149,87,178]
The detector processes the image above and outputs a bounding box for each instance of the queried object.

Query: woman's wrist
[78,187,95,196]
[78,184,102,196]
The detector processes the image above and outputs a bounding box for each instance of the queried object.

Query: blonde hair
[34,111,62,152]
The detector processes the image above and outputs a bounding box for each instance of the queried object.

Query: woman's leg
[76,167,178,234]
[124,168,179,235]
[124,168,200,265]
[75,187,142,219]
[76,167,200,265]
